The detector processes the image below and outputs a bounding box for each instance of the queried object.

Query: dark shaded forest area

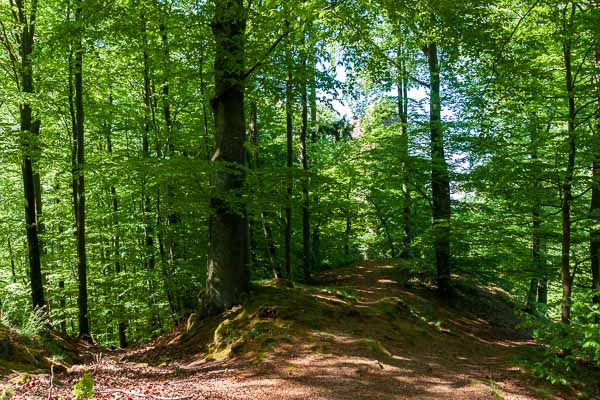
[0,0,600,398]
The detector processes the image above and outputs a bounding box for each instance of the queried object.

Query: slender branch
[0,20,20,90]
[240,30,288,82]
[572,43,595,87]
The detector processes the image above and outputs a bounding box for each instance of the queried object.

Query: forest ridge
[0,0,599,396]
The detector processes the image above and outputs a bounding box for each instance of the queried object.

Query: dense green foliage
[0,0,599,385]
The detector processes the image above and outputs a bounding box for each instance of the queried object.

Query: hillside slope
[6,260,578,399]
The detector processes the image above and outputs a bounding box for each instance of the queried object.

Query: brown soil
[4,260,577,399]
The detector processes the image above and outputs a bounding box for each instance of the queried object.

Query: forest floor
[4,260,588,399]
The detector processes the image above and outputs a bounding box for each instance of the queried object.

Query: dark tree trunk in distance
[16,0,44,310]
[398,42,411,259]
[560,4,576,324]
[248,91,281,279]
[284,34,293,281]
[299,33,312,283]
[425,42,451,297]
[73,1,90,337]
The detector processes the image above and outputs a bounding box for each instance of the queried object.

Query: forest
[0,0,599,398]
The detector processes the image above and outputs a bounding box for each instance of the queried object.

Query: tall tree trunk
[284,33,294,281]
[527,209,542,311]
[309,51,320,268]
[204,0,249,314]
[591,47,600,305]
[159,19,181,325]
[299,29,312,283]
[398,42,411,259]
[527,129,543,312]
[141,9,155,270]
[73,0,89,337]
[106,93,127,348]
[16,0,44,310]
[425,42,451,296]
[561,4,576,324]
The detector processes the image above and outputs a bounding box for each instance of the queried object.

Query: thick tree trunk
[561,4,576,324]
[425,42,451,296]
[204,0,249,314]
[591,47,600,305]
[16,0,44,310]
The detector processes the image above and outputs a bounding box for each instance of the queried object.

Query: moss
[0,324,79,377]
[9,372,31,385]
[184,265,491,366]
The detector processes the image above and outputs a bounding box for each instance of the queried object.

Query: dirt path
[8,260,568,399]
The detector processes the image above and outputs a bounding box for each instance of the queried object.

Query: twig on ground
[98,389,192,400]
[47,365,54,400]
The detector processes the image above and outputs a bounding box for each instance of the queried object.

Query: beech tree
[204,0,249,314]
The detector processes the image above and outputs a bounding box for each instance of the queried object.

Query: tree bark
[425,42,451,297]
[204,0,249,314]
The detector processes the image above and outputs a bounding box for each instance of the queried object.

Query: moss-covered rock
[0,324,80,376]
